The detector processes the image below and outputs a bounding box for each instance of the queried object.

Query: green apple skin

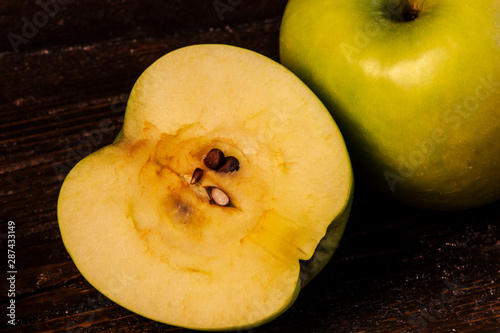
[280,0,500,210]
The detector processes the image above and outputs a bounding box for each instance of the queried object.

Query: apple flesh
[280,0,500,210]
[57,44,353,330]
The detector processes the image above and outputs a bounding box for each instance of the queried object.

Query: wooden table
[1,1,499,332]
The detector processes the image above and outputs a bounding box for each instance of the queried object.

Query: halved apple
[57,44,353,330]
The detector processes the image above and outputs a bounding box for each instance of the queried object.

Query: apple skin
[279,0,500,210]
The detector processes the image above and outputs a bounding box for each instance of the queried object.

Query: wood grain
[1,1,499,332]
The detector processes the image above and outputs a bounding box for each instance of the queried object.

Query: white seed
[210,187,230,206]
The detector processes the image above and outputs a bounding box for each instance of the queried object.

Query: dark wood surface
[1,1,499,332]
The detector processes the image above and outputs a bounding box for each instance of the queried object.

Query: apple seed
[205,186,230,206]
[217,156,239,173]
[204,149,226,170]
[190,168,204,184]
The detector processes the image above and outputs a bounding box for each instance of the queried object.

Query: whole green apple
[280,0,500,210]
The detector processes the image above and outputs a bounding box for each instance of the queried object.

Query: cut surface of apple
[57,44,353,330]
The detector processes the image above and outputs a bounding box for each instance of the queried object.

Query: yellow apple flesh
[57,44,353,330]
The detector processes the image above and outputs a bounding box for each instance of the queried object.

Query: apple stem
[386,0,420,22]
[404,0,420,21]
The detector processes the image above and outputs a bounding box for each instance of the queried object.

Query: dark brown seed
[204,149,226,170]
[190,168,204,184]
[217,156,239,173]
[205,186,230,206]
